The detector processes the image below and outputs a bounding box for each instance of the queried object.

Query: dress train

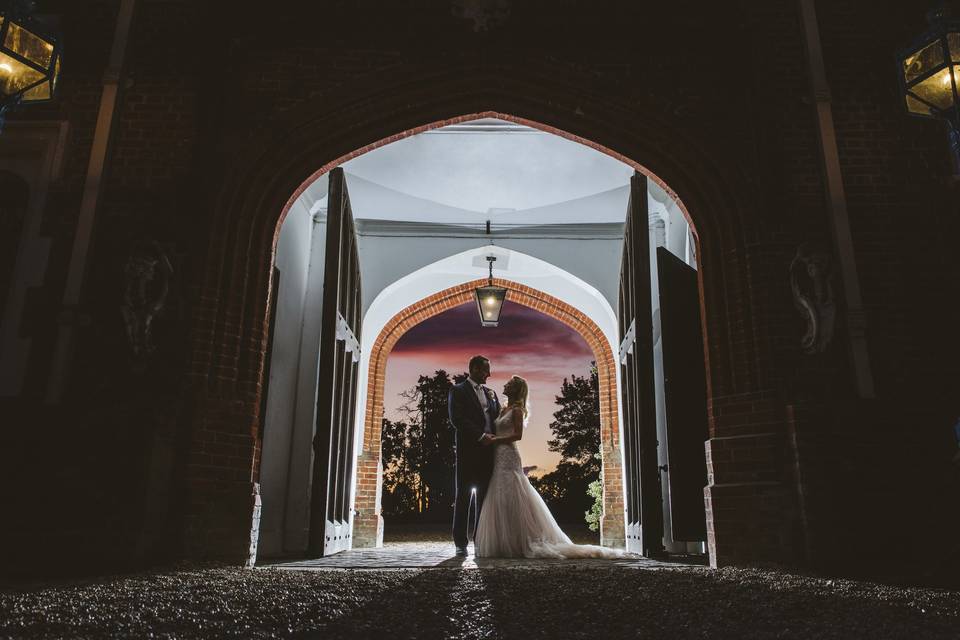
[474,408,625,559]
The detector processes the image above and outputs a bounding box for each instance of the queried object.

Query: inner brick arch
[351,278,625,549]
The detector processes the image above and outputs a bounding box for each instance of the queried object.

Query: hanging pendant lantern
[475,256,507,327]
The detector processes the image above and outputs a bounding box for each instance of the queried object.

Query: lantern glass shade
[5,21,54,68]
[907,93,929,115]
[903,38,945,83]
[910,65,958,111]
[21,78,48,100]
[0,12,61,105]
[474,285,507,327]
[0,49,43,95]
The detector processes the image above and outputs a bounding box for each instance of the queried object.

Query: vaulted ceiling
[321,118,636,226]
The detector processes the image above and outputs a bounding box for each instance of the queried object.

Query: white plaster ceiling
[313,118,636,225]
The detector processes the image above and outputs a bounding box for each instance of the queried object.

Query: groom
[447,354,500,555]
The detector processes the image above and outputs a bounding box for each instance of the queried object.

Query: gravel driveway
[1,563,957,639]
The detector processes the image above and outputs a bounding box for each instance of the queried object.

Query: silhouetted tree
[381,370,468,521]
[381,418,420,517]
[383,365,602,527]
[531,363,601,524]
[547,367,601,474]
[399,370,457,519]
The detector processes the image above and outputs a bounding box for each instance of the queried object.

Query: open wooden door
[656,246,709,542]
[618,172,663,557]
[307,168,363,557]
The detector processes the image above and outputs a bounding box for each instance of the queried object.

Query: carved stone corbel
[120,240,173,365]
[790,243,836,355]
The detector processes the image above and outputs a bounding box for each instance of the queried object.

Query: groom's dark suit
[448,377,501,549]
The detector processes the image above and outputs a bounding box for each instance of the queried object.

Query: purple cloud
[385,300,596,473]
[393,300,594,366]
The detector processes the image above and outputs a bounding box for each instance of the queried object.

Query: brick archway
[352,278,624,549]
[182,58,791,568]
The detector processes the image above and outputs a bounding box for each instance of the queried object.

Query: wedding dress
[474,407,626,559]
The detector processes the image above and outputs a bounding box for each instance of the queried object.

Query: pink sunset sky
[383,299,596,474]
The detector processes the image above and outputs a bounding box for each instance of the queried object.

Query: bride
[475,375,626,559]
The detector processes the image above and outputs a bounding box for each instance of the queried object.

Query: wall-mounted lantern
[474,256,506,327]
[0,1,62,131]
[898,4,960,173]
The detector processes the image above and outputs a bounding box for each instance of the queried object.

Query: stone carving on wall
[121,240,173,363]
[790,243,836,355]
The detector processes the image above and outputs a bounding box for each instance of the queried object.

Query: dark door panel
[657,246,709,542]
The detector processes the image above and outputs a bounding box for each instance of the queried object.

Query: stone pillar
[600,444,626,548]
[351,451,384,548]
[704,432,795,567]
[181,477,263,563]
[246,483,262,568]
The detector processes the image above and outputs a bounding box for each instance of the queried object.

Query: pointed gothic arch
[183,59,778,567]
[353,278,624,548]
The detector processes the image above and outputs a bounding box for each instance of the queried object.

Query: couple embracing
[447,355,624,559]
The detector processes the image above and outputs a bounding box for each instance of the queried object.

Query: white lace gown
[475,407,626,559]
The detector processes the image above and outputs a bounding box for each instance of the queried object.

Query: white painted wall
[356,235,625,314]
[350,191,673,315]
[257,195,311,557]
[261,175,685,556]
[349,246,625,544]
[284,212,327,553]
[260,170,640,556]
[257,176,327,557]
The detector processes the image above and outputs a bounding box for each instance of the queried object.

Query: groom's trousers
[453,450,494,548]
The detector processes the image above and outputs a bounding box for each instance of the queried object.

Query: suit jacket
[448,379,501,462]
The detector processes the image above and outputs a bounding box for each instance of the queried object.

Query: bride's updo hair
[507,375,530,418]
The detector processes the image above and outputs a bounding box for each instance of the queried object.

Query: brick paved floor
[264,541,703,570]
